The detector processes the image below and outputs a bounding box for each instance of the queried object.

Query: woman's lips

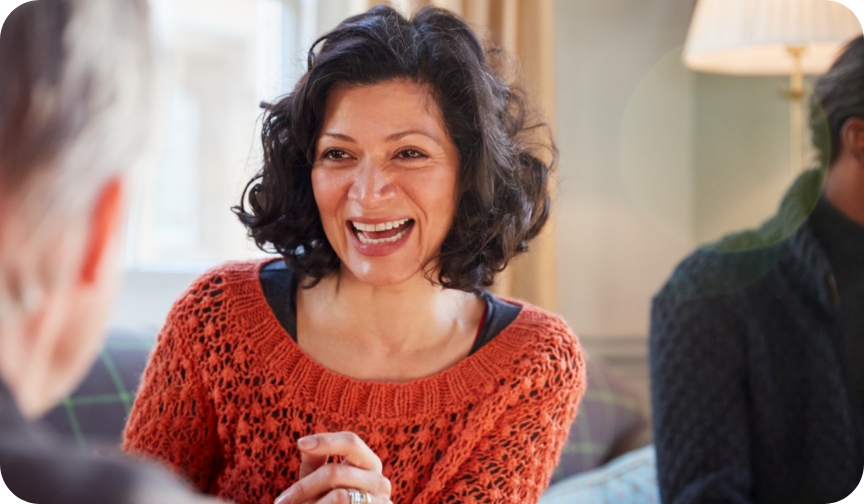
[347,218,414,256]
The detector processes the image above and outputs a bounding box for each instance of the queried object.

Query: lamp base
[787,45,806,175]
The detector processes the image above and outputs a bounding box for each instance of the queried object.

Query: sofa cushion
[551,357,652,483]
[541,444,659,504]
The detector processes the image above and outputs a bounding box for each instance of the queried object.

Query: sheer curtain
[126,0,368,272]
[117,0,368,331]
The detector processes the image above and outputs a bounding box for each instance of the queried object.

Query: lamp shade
[684,0,863,75]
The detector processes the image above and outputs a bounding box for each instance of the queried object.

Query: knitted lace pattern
[122,260,585,504]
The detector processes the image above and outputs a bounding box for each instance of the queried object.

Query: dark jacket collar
[780,170,843,313]
[697,169,838,313]
[760,169,839,314]
[787,217,841,313]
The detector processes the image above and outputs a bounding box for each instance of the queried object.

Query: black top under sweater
[810,196,864,422]
[650,170,864,504]
[260,260,522,354]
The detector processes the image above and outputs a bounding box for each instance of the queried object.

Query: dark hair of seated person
[811,36,864,168]
[234,4,555,294]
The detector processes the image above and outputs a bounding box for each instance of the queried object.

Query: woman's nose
[347,159,396,205]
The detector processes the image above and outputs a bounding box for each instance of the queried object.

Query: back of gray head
[0,0,152,215]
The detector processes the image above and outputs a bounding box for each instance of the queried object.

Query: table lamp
[683,0,862,172]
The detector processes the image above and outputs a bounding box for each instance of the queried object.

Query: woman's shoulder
[499,300,578,346]
[153,259,286,364]
[475,301,586,416]
[164,259,275,321]
[179,259,273,297]
[492,300,584,381]
[198,258,272,285]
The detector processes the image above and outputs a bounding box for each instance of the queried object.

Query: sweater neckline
[238,259,535,418]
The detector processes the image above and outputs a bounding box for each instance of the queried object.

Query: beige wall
[693,73,798,245]
[554,0,698,338]
[554,0,796,339]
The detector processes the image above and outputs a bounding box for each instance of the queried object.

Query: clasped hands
[274,432,393,504]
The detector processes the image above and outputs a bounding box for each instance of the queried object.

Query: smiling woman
[123,5,585,504]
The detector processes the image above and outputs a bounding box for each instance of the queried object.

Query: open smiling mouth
[350,218,415,245]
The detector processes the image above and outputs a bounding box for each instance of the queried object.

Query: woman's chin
[341,255,428,289]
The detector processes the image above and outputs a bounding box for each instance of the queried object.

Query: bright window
[125,0,365,272]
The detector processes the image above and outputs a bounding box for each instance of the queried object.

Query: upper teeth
[351,219,410,232]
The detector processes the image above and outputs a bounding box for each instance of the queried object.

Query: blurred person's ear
[81,177,124,284]
[3,176,127,418]
[842,117,864,166]
[824,117,864,227]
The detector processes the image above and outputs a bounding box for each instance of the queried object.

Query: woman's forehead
[321,80,446,140]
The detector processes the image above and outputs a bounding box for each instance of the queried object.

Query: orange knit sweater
[123,260,585,504]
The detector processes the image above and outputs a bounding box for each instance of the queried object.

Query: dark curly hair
[234,4,555,293]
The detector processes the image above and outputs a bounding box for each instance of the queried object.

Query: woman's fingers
[297,432,383,473]
[276,431,389,504]
[273,463,392,504]
[299,450,330,479]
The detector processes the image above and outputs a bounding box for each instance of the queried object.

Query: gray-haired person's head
[0,0,153,416]
[0,0,152,292]
[0,0,152,217]
[811,35,864,168]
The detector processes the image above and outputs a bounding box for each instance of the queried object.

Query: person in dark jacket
[650,36,864,504]
[0,2,222,503]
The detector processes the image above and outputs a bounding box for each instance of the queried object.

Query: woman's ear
[80,176,125,284]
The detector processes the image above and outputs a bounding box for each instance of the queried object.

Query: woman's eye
[322,149,349,160]
[397,149,426,159]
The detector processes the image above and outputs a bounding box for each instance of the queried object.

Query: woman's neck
[295,268,485,381]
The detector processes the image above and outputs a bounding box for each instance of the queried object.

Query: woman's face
[312,80,460,287]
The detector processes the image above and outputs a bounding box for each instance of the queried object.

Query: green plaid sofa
[42,329,155,447]
[43,329,651,481]
[551,357,651,483]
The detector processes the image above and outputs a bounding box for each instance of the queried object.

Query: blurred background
[112,0,862,402]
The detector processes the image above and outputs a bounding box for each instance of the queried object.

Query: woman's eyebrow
[321,130,441,143]
[321,132,356,142]
[385,129,440,143]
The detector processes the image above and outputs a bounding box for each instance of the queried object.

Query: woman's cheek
[426,170,459,222]
[313,168,345,208]
[311,169,347,242]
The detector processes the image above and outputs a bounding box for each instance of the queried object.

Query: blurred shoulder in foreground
[0,1,224,502]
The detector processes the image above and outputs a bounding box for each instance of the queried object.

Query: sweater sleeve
[432,323,586,504]
[650,293,752,504]
[122,278,223,494]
